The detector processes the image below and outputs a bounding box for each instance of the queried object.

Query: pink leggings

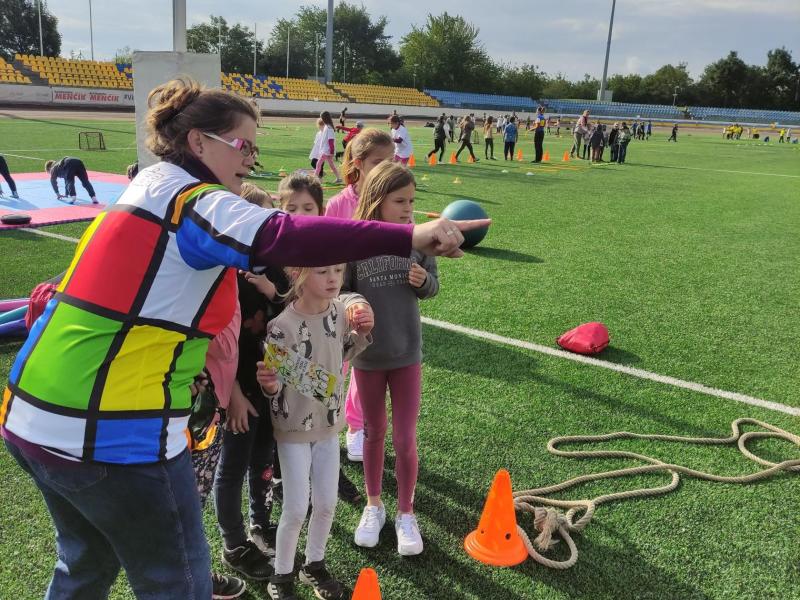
[314,154,340,179]
[353,363,421,513]
[344,368,363,430]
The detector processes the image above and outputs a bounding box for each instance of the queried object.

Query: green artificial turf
[1,115,799,599]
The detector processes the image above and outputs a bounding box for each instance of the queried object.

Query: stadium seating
[16,54,132,89]
[425,89,537,112]
[540,99,683,119]
[220,73,347,102]
[329,83,438,107]
[687,105,800,125]
[0,57,31,84]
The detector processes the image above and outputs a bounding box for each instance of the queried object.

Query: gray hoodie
[343,249,438,370]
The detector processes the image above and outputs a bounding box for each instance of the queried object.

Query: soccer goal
[78,131,106,151]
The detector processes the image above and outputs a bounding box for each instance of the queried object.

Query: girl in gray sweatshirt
[344,162,439,557]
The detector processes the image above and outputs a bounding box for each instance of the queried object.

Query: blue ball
[440,200,489,248]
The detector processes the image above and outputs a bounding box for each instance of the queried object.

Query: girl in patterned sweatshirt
[257,265,373,600]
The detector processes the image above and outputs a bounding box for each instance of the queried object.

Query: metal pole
[325,0,333,83]
[286,26,290,78]
[37,0,44,56]
[89,0,94,60]
[315,34,319,80]
[253,23,257,76]
[342,42,346,83]
[172,0,187,53]
[599,0,616,101]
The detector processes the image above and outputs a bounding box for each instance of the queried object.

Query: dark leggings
[455,139,476,160]
[484,138,494,158]
[214,395,275,548]
[310,158,324,177]
[63,161,96,198]
[428,139,446,161]
[504,141,516,160]
[0,156,17,193]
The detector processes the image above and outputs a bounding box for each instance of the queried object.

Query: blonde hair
[341,128,393,186]
[145,77,258,163]
[353,161,416,222]
[239,182,274,208]
[277,171,323,214]
[44,160,55,173]
[281,264,344,303]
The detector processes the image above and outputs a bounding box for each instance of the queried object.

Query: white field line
[13,228,798,417]
[421,316,800,417]
[1,147,134,152]
[14,228,80,243]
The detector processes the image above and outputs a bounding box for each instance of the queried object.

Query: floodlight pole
[89,0,95,60]
[325,0,333,83]
[37,0,44,56]
[599,0,616,101]
[286,26,290,78]
[253,23,257,76]
[172,0,187,52]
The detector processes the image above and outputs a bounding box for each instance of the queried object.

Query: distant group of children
[0,154,99,202]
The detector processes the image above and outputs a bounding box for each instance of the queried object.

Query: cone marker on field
[352,567,382,599]
[428,154,437,166]
[278,166,288,177]
[516,149,523,161]
[408,154,416,168]
[467,155,475,164]
[449,152,457,164]
[543,150,550,162]
[464,469,529,567]
[562,151,570,162]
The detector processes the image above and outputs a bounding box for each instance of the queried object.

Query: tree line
[1,1,797,111]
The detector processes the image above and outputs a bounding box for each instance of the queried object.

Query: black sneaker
[222,540,273,581]
[212,572,246,599]
[337,469,362,504]
[267,572,298,600]
[249,523,277,557]
[299,560,347,600]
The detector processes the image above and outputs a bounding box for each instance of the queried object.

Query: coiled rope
[511,418,800,569]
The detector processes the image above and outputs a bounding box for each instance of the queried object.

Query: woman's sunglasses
[202,132,259,158]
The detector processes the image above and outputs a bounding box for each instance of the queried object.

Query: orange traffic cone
[449,152,457,165]
[352,567,382,600]
[467,155,475,164]
[408,154,416,168]
[516,149,523,161]
[428,153,437,166]
[464,469,529,567]
[562,151,570,162]
[543,150,550,162]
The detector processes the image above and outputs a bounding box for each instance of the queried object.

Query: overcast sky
[50,0,799,80]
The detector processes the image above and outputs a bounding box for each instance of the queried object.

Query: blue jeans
[5,440,211,600]
[617,142,629,163]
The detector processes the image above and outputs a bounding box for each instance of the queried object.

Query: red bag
[556,322,610,355]
[25,282,58,331]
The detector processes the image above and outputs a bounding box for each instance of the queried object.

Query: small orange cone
[408,154,416,168]
[464,469,529,567]
[352,567,382,600]
[543,150,550,162]
[449,152,457,165]
[516,149,523,161]
[428,153,437,166]
[562,151,570,162]
[467,155,475,164]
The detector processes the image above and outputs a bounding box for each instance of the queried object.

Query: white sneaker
[346,429,364,462]
[395,513,423,556]
[91,196,99,204]
[354,505,385,548]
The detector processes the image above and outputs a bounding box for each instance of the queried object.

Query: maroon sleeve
[252,214,413,267]
[328,139,335,154]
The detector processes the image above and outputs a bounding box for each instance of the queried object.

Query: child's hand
[227,384,258,434]
[256,361,280,395]
[347,302,374,335]
[189,370,209,397]
[242,271,277,300]
[408,263,428,288]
